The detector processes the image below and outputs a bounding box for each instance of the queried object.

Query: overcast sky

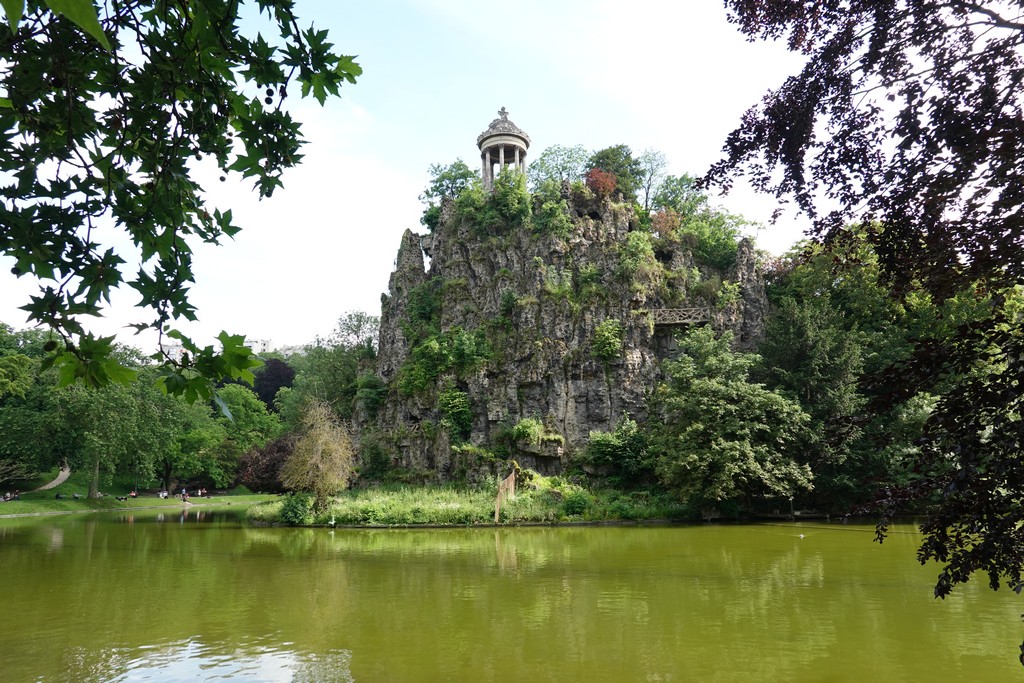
[0,0,812,352]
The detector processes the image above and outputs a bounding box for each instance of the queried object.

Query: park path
[34,465,71,491]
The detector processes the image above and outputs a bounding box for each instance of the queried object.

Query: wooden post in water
[494,470,516,523]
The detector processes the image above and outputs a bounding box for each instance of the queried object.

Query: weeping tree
[281,400,354,513]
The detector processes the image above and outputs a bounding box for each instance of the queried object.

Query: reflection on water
[0,510,1019,682]
[99,639,353,683]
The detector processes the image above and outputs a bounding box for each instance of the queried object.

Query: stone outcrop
[369,191,768,479]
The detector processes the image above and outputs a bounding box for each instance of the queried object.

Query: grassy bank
[0,469,275,517]
[248,479,691,527]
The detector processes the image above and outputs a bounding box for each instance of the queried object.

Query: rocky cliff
[368,185,768,480]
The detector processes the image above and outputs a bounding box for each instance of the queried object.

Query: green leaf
[44,0,111,50]
[0,97,11,108]
[213,393,234,421]
[0,0,23,34]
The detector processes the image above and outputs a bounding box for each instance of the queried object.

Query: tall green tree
[651,326,813,512]
[0,0,359,396]
[707,0,1024,602]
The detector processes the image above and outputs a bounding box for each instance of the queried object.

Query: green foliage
[582,418,654,487]
[451,167,531,236]
[397,327,490,397]
[509,417,546,447]
[532,183,573,238]
[354,372,386,419]
[679,210,745,270]
[0,0,359,395]
[651,327,813,510]
[438,389,472,443]
[491,167,532,226]
[281,312,380,425]
[216,384,281,455]
[652,174,708,216]
[637,149,667,211]
[419,159,476,231]
[562,489,591,516]
[498,289,517,323]
[279,493,314,526]
[616,231,660,292]
[592,319,623,363]
[587,145,643,202]
[527,144,589,189]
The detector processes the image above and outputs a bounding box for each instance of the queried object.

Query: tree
[0,0,360,397]
[706,1,1024,600]
[280,400,354,513]
[585,168,617,198]
[651,326,813,512]
[278,311,379,425]
[637,149,667,211]
[237,434,295,493]
[251,358,296,410]
[419,159,477,230]
[527,144,590,190]
[653,174,708,217]
[216,384,281,455]
[587,145,644,202]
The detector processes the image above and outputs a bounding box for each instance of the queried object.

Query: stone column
[484,148,492,189]
[500,145,505,171]
[514,147,520,168]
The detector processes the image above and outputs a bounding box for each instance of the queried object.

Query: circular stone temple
[477,107,530,190]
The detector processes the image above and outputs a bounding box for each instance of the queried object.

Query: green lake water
[1,508,1020,682]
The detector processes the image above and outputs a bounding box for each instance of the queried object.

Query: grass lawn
[0,469,275,517]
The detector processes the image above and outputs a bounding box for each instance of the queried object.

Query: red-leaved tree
[585,168,617,197]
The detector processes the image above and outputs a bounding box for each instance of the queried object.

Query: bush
[280,493,314,525]
[491,167,531,226]
[581,418,656,488]
[438,388,473,442]
[592,319,623,363]
[562,489,591,516]
[510,417,545,447]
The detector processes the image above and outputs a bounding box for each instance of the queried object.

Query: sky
[0,0,813,352]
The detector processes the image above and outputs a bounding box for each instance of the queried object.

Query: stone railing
[646,308,712,326]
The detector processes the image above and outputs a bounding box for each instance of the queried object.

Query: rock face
[370,190,768,479]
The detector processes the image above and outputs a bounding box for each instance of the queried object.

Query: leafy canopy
[707,0,1024,602]
[0,0,360,399]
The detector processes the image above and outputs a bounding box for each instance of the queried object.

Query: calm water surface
[1,508,1019,682]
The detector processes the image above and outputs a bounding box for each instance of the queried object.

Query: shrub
[592,319,623,363]
[581,418,656,487]
[510,417,545,447]
[491,167,532,227]
[280,493,314,525]
[562,489,591,516]
[438,389,473,442]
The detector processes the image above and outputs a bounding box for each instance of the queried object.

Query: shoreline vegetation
[0,466,688,525]
[2,468,864,527]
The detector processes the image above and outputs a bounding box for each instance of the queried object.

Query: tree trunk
[88,455,100,498]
